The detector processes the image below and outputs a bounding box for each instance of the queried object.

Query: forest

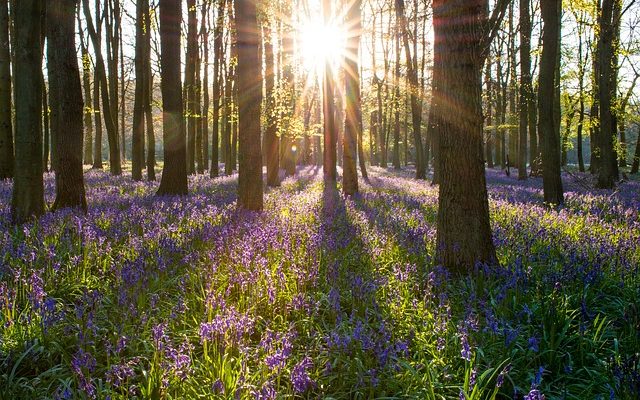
[0,0,639,398]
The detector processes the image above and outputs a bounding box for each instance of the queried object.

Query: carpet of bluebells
[1,165,639,400]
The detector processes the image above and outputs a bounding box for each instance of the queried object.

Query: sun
[298,18,346,72]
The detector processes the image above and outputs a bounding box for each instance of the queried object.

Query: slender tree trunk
[343,0,361,195]
[396,0,425,180]
[201,1,210,172]
[157,0,187,195]
[210,0,225,178]
[392,22,401,170]
[0,0,13,179]
[485,59,494,168]
[235,0,262,210]
[78,11,93,166]
[518,0,530,180]
[132,0,146,181]
[48,0,87,211]
[185,0,197,174]
[434,0,499,272]
[11,0,45,223]
[264,19,279,187]
[42,80,50,173]
[322,0,337,182]
[538,0,563,204]
[596,0,619,188]
[82,0,120,175]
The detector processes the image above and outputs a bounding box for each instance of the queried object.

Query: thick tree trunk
[132,0,146,181]
[11,0,45,223]
[343,0,361,195]
[157,0,187,196]
[0,0,13,179]
[538,0,563,205]
[235,0,263,210]
[47,0,87,211]
[434,0,498,272]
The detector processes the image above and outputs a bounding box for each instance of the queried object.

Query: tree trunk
[185,0,197,175]
[518,0,530,180]
[11,0,45,223]
[132,0,146,181]
[538,0,563,205]
[0,0,13,179]
[396,0,425,180]
[157,0,187,196]
[343,0,361,195]
[485,59,494,168]
[392,22,401,170]
[78,10,93,166]
[201,1,210,173]
[235,0,263,210]
[47,0,87,211]
[322,0,337,182]
[264,19,279,187]
[82,0,120,175]
[434,0,500,272]
[596,0,619,188]
[631,126,640,174]
[210,0,225,178]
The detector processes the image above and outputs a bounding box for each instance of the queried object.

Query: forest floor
[0,166,639,399]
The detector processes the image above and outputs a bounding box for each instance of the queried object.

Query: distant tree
[343,0,361,195]
[77,8,93,166]
[132,0,147,181]
[434,0,508,272]
[157,0,188,196]
[538,0,563,205]
[11,0,45,223]
[235,0,263,210]
[82,0,121,175]
[210,0,226,178]
[0,0,13,180]
[47,0,87,211]
[395,0,425,180]
[90,0,103,169]
[185,0,197,175]
[518,0,531,180]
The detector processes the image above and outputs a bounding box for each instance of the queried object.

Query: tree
[343,0,361,195]
[322,0,337,182]
[47,0,87,211]
[596,0,620,188]
[518,0,531,180]
[434,0,507,272]
[396,0,425,180]
[538,0,563,205]
[235,0,263,210]
[132,0,148,181]
[264,16,280,187]
[0,0,13,180]
[82,0,121,175]
[78,9,93,166]
[11,0,45,223]
[210,0,226,178]
[157,0,188,196]
[185,0,197,175]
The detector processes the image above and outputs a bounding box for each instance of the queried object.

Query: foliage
[1,167,639,399]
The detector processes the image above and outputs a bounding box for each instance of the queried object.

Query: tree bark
[235,0,263,210]
[322,0,337,182]
[210,0,225,178]
[434,0,500,272]
[157,0,187,196]
[132,0,146,181]
[11,0,45,223]
[0,0,13,179]
[185,0,197,175]
[47,0,87,211]
[596,0,619,188]
[343,0,361,195]
[538,0,563,205]
[264,18,279,187]
[82,0,120,175]
[518,0,530,180]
